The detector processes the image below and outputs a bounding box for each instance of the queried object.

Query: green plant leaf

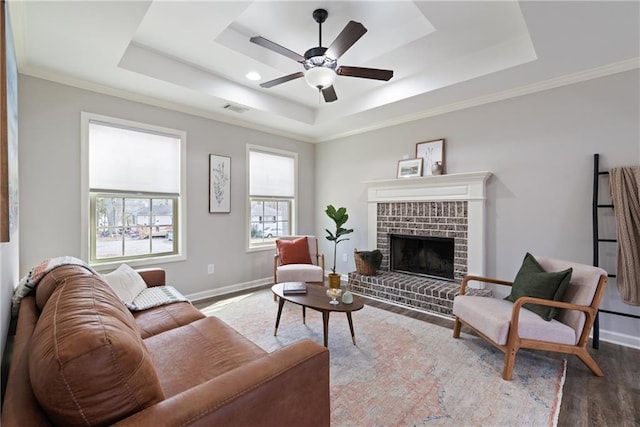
[325,204,354,274]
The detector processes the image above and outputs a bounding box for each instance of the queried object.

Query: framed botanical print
[209,154,231,213]
[416,139,445,176]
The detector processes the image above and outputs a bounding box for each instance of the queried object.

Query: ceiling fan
[250,8,394,103]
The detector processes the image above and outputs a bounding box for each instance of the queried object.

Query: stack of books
[283,282,308,295]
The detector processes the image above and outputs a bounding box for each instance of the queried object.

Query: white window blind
[249,150,295,197]
[89,121,181,195]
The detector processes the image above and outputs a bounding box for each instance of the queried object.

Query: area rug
[201,289,566,427]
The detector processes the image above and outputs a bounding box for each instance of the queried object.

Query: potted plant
[325,205,354,289]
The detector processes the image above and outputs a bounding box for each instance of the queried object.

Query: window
[82,113,186,266]
[247,146,297,249]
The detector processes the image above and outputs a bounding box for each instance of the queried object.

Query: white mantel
[365,171,492,284]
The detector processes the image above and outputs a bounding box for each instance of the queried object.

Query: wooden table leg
[303,306,306,324]
[347,312,356,345]
[322,311,330,347]
[274,297,285,336]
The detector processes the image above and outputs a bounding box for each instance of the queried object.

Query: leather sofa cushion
[144,316,267,397]
[30,273,164,426]
[35,264,95,310]
[134,302,205,339]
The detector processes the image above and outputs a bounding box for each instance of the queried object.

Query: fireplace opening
[390,234,455,281]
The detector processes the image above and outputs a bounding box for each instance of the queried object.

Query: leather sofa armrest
[137,268,166,287]
[113,339,330,427]
[1,297,52,426]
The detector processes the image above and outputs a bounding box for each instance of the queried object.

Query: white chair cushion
[535,255,606,335]
[276,264,324,283]
[453,295,577,346]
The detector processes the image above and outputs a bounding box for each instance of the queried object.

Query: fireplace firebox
[390,234,455,281]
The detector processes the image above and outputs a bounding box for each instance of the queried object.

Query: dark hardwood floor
[196,290,640,426]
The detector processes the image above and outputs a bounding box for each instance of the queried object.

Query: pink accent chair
[452,255,608,380]
[273,235,325,285]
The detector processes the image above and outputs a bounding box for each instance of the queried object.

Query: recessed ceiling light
[245,71,261,81]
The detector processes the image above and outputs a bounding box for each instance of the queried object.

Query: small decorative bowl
[326,288,342,305]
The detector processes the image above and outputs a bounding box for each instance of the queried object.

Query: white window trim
[81,112,187,270]
[246,144,298,252]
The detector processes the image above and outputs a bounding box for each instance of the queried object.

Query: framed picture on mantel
[416,139,445,176]
[397,158,423,178]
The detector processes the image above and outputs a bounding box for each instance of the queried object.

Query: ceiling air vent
[222,104,250,114]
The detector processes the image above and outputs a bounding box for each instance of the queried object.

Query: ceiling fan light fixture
[304,65,336,90]
[245,71,261,81]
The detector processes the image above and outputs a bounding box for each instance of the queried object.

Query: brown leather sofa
[2,265,330,426]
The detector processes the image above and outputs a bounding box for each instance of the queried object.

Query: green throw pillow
[504,253,572,321]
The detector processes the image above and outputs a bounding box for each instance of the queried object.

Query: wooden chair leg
[502,341,519,381]
[453,318,462,338]
[576,348,604,376]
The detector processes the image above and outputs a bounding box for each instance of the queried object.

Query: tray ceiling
[9,1,640,142]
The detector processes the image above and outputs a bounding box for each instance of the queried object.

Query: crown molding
[19,67,316,144]
[18,56,639,145]
[317,57,640,143]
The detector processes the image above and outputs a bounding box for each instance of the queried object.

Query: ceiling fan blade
[337,66,393,81]
[250,36,305,63]
[322,86,338,103]
[325,21,367,60]
[259,72,304,88]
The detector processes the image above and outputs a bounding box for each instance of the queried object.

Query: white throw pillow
[102,264,147,305]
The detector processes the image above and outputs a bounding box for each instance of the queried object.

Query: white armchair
[273,235,325,285]
[453,255,608,380]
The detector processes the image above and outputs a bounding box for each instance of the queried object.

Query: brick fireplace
[348,172,492,317]
[378,201,468,282]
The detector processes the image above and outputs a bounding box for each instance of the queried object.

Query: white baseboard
[186,277,272,302]
[595,329,640,350]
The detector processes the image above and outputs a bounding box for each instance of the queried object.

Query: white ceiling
[9,1,640,143]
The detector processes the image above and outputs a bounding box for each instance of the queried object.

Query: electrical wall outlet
[207,264,215,274]
[342,253,348,262]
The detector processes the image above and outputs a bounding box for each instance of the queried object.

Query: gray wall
[315,70,640,345]
[11,70,640,348]
[17,75,315,296]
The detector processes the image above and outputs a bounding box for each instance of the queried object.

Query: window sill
[91,253,186,273]
[246,244,276,254]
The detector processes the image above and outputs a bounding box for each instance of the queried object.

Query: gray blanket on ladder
[610,166,640,305]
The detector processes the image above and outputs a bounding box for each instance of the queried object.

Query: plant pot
[328,273,341,289]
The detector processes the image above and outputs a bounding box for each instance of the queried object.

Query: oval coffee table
[272,283,364,347]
